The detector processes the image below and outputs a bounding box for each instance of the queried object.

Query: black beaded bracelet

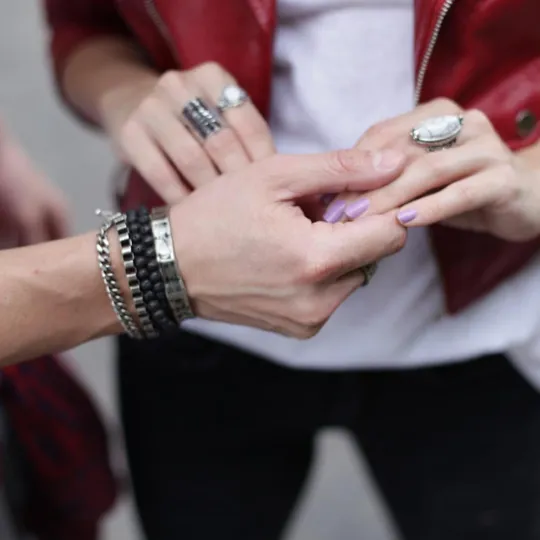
[125,206,178,334]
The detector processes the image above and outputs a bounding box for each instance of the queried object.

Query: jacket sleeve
[41,0,132,123]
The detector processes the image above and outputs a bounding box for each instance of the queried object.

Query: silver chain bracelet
[95,210,142,339]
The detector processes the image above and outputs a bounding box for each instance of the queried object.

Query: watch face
[154,222,172,262]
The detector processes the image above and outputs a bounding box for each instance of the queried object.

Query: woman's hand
[333,98,540,242]
[170,149,406,338]
[0,125,69,246]
[100,62,275,203]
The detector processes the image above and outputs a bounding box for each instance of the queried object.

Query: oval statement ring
[410,114,464,152]
[217,85,250,112]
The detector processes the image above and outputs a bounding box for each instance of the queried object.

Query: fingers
[355,98,464,154]
[271,149,405,199]
[140,97,218,185]
[352,137,505,217]
[157,70,251,175]
[309,214,406,279]
[120,120,189,202]
[393,169,507,228]
[192,63,276,160]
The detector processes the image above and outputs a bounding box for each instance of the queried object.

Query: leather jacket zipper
[144,0,180,64]
[415,0,456,104]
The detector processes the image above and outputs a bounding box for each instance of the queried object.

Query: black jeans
[118,331,540,540]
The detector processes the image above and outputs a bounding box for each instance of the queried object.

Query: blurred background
[0,2,398,539]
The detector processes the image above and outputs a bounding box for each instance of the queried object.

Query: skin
[63,37,275,202]
[0,150,407,367]
[0,121,69,246]
[332,99,540,242]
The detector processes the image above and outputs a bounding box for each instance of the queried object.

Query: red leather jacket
[44,0,540,313]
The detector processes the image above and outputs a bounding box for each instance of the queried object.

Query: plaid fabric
[0,355,117,540]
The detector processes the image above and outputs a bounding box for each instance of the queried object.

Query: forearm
[0,233,124,366]
[62,36,159,127]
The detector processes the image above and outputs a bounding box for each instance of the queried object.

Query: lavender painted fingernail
[345,198,370,219]
[397,209,418,224]
[323,200,346,223]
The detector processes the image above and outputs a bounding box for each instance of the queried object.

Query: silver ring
[217,84,249,112]
[182,97,223,140]
[361,262,378,287]
[410,114,464,152]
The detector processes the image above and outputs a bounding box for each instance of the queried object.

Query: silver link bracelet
[95,210,142,339]
[115,213,159,339]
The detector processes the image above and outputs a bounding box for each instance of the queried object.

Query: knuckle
[496,162,519,194]
[158,70,183,91]
[326,149,364,176]
[362,121,392,142]
[195,61,223,75]
[293,296,330,329]
[466,108,490,127]
[300,251,335,283]
[431,97,459,112]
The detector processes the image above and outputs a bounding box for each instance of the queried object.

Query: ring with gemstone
[410,114,464,152]
[182,97,223,140]
[360,262,378,287]
[217,84,250,112]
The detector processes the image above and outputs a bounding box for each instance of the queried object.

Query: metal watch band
[115,213,159,339]
[95,212,142,339]
[150,207,195,324]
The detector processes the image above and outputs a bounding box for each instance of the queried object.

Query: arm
[0,233,124,366]
[42,0,157,126]
[42,0,275,203]
[0,150,407,368]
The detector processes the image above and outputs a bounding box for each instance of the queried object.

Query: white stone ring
[217,84,250,112]
[410,114,464,152]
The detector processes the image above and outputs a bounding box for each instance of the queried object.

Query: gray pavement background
[0,3,398,539]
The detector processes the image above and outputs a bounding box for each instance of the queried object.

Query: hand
[0,126,69,246]
[334,98,540,242]
[101,62,275,203]
[170,149,406,338]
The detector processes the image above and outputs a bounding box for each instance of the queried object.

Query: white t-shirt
[185,0,540,387]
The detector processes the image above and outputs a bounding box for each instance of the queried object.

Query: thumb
[271,149,404,199]
[314,214,406,277]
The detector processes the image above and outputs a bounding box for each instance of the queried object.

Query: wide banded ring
[217,84,250,112]
[182,97,223,140]
[410,114,464,152]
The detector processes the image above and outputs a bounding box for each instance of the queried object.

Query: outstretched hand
[169,149,407,338]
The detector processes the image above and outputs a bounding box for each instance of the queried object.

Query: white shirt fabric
[185,0,540,387]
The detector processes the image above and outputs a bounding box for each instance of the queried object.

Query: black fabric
[118,331,540,540]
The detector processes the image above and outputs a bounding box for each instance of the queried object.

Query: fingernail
[320,193,334,205]
[323,200,346,223]
[345,198,370,219]
[372,150,403,171]
[397,209,417,224]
